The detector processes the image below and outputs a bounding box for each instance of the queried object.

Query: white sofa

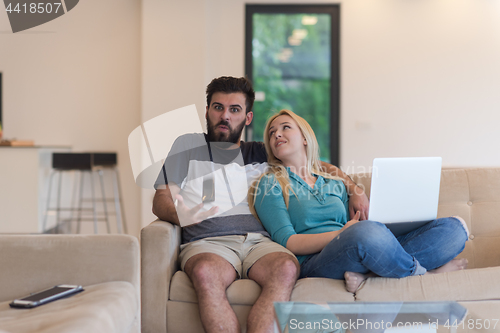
[141,167,500,332]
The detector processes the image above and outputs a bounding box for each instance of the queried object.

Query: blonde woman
[249,110,468,292]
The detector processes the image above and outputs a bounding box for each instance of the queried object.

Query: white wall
[140,0,209,226]
[0,0,142,236]
[341,0,500,171]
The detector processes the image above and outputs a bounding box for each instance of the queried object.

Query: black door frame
[245,4,341,166]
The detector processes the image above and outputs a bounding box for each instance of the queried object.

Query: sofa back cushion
[0,235,139,303]
[351,168,500,269]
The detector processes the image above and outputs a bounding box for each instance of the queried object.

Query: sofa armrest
[141,220,181,333]
[0,234,140,303]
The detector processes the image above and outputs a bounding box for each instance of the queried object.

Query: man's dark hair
[206,76,255,113]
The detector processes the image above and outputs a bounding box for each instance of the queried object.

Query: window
[245,4,340,165]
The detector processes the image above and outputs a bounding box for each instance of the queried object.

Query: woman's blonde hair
[248,109,343,219]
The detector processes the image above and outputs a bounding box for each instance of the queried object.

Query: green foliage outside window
[251,13,331,161]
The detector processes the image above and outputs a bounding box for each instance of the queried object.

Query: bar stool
[42,152,128,234]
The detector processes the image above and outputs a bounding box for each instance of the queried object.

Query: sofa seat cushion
[0,281,137,333]
[291,278,355,302]
[355,267,500,302]
[170,271,262,305]
[170,271,356,305]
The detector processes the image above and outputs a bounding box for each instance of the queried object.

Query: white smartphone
[9,285,84,308]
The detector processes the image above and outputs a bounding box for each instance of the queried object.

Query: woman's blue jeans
[299,217,468,279]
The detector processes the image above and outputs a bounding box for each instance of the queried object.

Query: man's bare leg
[184,253,239,333]
[246,252,299,333]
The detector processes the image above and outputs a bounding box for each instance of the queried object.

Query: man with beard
[152,76,369,333]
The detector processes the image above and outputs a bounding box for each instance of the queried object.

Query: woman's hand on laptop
[349,188,369,220]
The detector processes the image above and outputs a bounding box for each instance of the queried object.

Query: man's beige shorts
[179,233,296,279]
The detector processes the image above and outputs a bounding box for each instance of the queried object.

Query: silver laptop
[368,157,442,236]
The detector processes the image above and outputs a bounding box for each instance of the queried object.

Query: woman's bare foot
[428,258,468,274]
[344,271,372,293]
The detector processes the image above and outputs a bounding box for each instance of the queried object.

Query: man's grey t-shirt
[155,133,269,244]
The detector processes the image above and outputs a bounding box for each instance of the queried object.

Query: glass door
[245,5,340,164]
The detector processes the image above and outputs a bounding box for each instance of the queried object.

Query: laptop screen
[368,157,442,224]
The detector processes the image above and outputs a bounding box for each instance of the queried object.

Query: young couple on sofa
[152,76,468,333]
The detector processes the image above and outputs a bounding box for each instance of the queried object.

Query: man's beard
[207,117,246,143]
